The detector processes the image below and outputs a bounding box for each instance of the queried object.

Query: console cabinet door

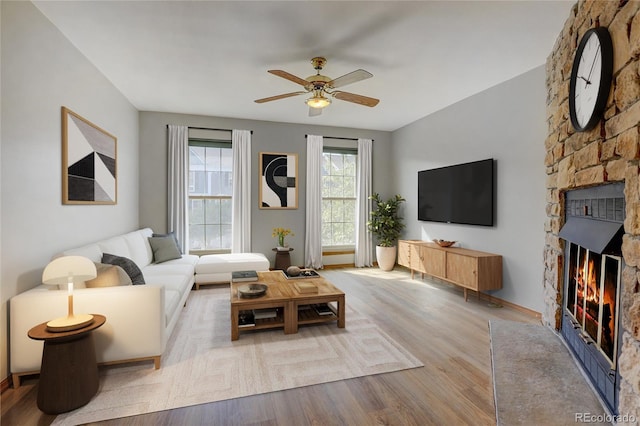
[446,253,477,289]
[421,246,446,278]
[397,241,411,268]
[410,243,426,273]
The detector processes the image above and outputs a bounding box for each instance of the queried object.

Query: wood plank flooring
[1,267,539,426]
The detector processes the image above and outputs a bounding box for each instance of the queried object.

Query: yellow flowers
[272,227,294,246]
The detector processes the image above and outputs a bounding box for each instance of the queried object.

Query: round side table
[28,314,106,414]
[272,247,294,270]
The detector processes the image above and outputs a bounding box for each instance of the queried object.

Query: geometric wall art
[259,152,298,209]
[62,106,117,204]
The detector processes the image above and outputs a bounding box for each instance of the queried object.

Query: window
[188,140,232,252]
[321,149,357,247]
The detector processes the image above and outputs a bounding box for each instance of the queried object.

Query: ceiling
[33,1,575,132]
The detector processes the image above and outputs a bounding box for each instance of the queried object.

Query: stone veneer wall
[545,0,640,417]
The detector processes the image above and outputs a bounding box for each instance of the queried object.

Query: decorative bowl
[238,283,268,298]
[433,239,456,248]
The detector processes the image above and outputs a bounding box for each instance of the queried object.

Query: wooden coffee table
[230,271,345,340]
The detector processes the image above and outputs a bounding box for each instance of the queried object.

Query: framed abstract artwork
[259,152,298,209]
[62,107,117,204]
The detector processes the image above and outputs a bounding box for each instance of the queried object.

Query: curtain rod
[166,125,252,134]
[305,134,373,142]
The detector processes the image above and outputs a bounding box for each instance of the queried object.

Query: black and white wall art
[259,152,298,209]
[62,107,117,204]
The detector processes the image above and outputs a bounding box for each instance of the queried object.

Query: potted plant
[367,193,405,271]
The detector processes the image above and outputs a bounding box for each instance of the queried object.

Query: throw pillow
[148,236,182,263]
[102,253,145,285]
[85,263,133,288]
[152,232,183,254]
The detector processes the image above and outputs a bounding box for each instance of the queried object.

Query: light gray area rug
[489,320,610,426]
[53,287,423,425]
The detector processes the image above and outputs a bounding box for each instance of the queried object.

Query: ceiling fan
[254,57,380,116]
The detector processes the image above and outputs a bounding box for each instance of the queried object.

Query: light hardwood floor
[1,267,539,426]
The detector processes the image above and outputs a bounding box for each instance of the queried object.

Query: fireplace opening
[559,183,625,415]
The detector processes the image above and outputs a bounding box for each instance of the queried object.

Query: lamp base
[46,314,94,332]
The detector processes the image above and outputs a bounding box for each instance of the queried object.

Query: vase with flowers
[272,227,294,250]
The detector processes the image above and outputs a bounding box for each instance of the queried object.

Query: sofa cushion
[123,231,153,269]
[195,253,270,274]
[152,232,183,254]
[98,237,131,260]
[85,263,132,288]
[102,253,145,285]
[148,236,182,263]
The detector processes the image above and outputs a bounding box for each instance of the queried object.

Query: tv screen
[418,159,494,226]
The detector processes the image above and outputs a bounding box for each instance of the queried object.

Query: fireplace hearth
[560,183,625,415]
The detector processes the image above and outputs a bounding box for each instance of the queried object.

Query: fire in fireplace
[565,243,621,364]
[559,183,625,415]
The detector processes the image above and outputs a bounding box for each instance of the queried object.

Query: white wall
[139,111,393,268]
[0,1,139,380]
[391,66,547,313]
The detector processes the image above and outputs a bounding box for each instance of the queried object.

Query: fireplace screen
[565,242,621,364]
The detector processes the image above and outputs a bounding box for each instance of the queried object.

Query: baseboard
[479,293,542,320]
[1,376,11,393]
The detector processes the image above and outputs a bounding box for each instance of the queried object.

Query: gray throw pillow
[85,263,133,288]
[148,236,182,263]
[152,231,183,254]
[102,253,145,285]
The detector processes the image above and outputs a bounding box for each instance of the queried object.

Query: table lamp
[42,255,97,332]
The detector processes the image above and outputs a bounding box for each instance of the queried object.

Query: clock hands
[579,76,591,85]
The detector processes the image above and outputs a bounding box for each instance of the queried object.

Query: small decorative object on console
[433,239,456,248]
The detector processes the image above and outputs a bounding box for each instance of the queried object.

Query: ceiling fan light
[306,95,331,109]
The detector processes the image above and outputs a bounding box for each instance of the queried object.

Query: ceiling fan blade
[268,70,311,88]
[309,106,323,117]
[328,69,372,89]
[333,91,380,107]
[254,91,306,103]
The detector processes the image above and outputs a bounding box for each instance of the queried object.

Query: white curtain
[167,125,189,253]
[305,135,323,269]
[231,130,252,253]
[355,138,373,267]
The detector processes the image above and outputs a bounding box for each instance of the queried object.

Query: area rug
[52,287,423,425]
[489,320,609,426]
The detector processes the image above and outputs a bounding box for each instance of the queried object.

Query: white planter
[376,245,397,271]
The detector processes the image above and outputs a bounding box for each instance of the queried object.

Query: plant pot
[376,245,397,271]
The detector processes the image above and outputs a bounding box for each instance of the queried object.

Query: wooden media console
[398,240,502,301]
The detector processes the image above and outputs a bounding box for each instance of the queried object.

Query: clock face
[574,32,602,128]
[569,27,613,132]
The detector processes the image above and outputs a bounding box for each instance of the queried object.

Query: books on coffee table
[253,308,277,319]
[238,310,255,327]
[294,282,318,294]
[313,303,333,316]
[232,270,258,282]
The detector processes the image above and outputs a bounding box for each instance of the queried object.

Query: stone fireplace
[544,1,640,418]
[559,183,625,413]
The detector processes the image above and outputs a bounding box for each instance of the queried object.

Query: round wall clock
[569,27,613,132]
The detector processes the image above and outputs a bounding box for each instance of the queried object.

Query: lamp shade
[42,256,97,285]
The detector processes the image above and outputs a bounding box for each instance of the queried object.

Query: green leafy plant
[367,193,406,247]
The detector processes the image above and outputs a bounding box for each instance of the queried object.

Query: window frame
[188,138,233,255]
[321,147,358,250]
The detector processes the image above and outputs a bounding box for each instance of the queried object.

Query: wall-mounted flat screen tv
[418,158,494,226]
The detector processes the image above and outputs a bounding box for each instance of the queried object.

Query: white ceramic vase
[376,245,397,271]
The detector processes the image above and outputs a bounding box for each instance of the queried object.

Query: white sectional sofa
[9,228,198,387]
